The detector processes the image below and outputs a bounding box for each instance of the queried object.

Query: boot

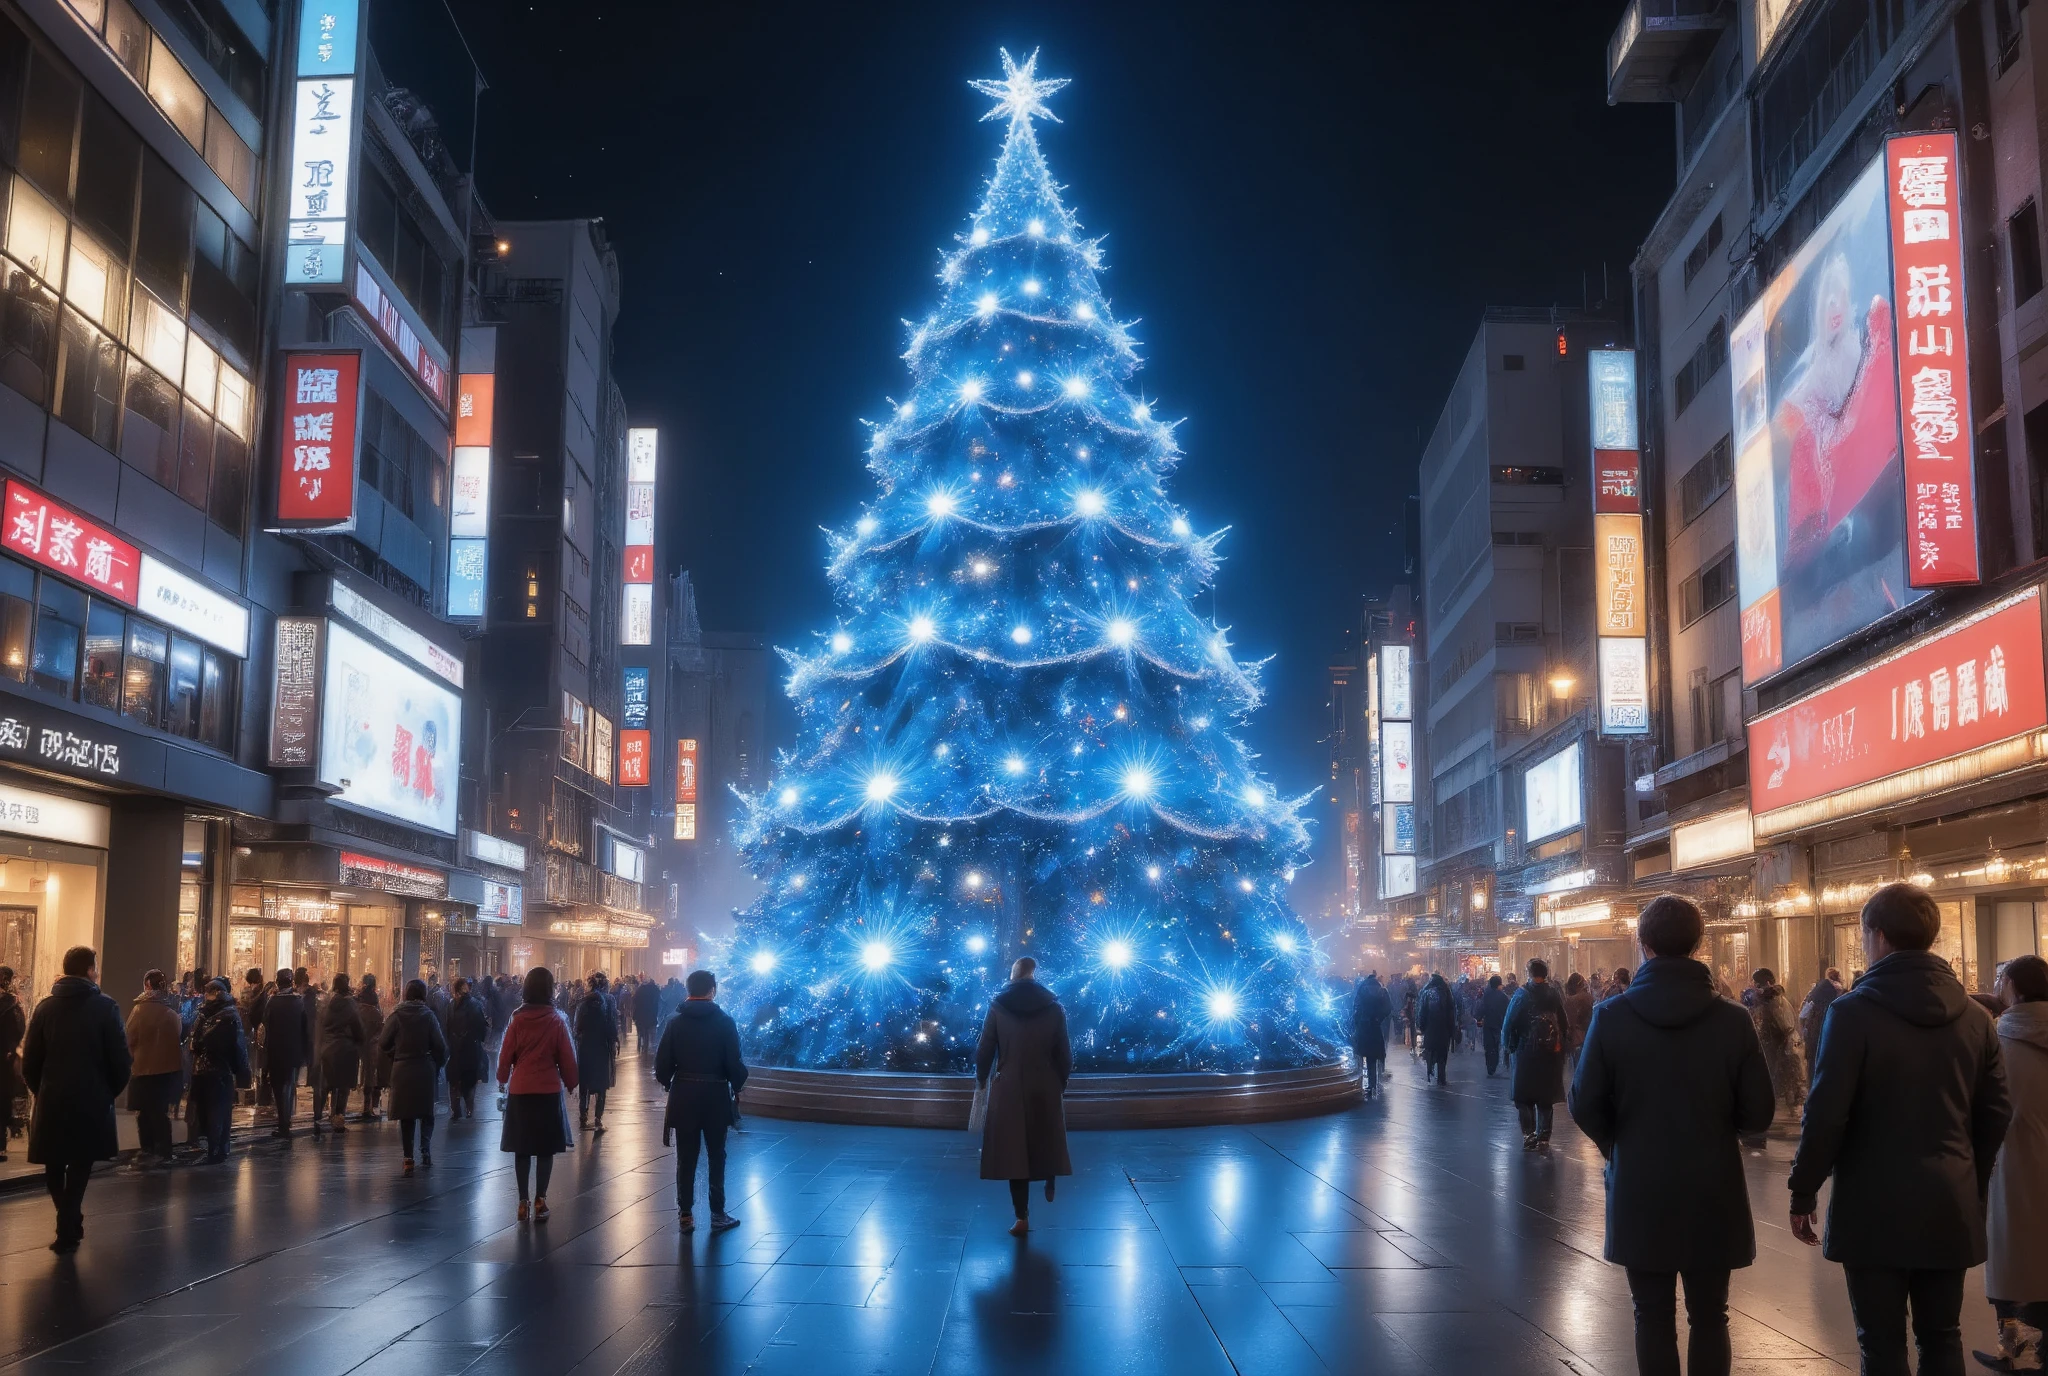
[330,1111,347,1133]
[2015,1320,2042,1372]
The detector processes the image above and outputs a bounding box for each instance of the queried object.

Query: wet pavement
[0,1043,1999,1374]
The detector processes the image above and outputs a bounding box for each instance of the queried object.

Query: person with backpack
[1505,958,1569,1151]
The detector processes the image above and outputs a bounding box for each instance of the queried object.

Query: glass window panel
[64,228,122,329]
[0,256,57,406]
[164,633,199,737]
[121,616,165,727]
[118,354,177,486]
[81,601,121,709]
[19,51,78,208]
[182,329,215,410]
[75,94,137,258]
[207,424,246,533]
[0,15,29,169]
[7,177,65,285]
[201,109,254,210]
[215,360,248,438]
[0,555,31,683]
[133,151,190,310]
[127,287,182,381]
[66,0,106,35]
[145,36,203,151]
[104,0,148,84]
[55,308,120,448]
[32,577,82,697]
[175,398,210,509]
[199,649,230,752]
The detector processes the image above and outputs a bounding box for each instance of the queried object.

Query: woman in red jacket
[496,967,578,1222]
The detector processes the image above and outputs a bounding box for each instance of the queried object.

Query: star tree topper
[971,47,1070,126]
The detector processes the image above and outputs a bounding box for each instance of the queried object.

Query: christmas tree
[725,50,1335,1074]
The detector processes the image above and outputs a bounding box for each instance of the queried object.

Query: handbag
[967,1080,988,1133]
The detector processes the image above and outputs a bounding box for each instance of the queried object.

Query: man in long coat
[23,946,130,1249]
[1352,974,1391,1099]
[655,968,748,1231]
[976,957,1072,1236]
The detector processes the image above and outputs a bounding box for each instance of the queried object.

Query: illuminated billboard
[1523,741,1583,845]
[623,428,657,645]
[1380,645,1411,720]
[1379,721,1412,803]
[318,622,461,835]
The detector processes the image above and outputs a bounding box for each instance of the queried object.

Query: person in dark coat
[187,978,249,1164]
[498,967,578,1222]
[426,975,451,1028]
[123,971,184,1167]
[1505,959,1570,1149]
[316,974,364,1131]
[655,968,748,1230]
[1749,968,1804,1110]
[22,946,130,1250]
[1352,974,1391,1099]
[1789,883,2012,1376]
[0,965,24,1161]
[378,980,448,1175]
[1478,975,1511,1076]
[261,968,307,1138]
[659,976,686,1035]
[632,974,662,1053]
[356,974,386,1121]
[444,978,490,1119]
[1571,895,1775,1376]
[976,957,1073,1236]
[1798,967,1842,1085]
[573,970,618,1133]
[1415,973,1456,1084]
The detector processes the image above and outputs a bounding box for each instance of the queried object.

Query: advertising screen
[1732,154,1926,682]
[1382,854,1417,898]
[1523,741,1584,844]
[1379,721,1413,803]
[1599,637,1651,736]
[1380,645,1411,720]
[276,352,360,524]
[318,622,461,834]
[1382,802,1415,855]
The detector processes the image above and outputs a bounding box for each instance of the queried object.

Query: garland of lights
[717,48,1341,1074]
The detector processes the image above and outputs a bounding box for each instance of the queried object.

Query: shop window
[121,616,165,726]
[163,632,199,737]
[32,576,82,697]
[133,151,190,310]
[55,308,120,448]
[0,555,31,682]
[0,257,56,406]
[75,93,138,259]
[80,600,120,709]
[19,51,78,209]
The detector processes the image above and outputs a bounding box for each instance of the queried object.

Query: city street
[0,1047,1982,1376]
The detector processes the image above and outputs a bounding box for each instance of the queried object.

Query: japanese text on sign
[277,352,359,524]
[2,481,137,603]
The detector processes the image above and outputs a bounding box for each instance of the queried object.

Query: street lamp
[1547,669,1576,699]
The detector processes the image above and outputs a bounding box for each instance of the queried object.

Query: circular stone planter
[739,1058,1361,1130]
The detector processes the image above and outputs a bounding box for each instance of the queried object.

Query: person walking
[21,947,129,1250]
[1352,973,1391,1100]
[187,978,249,1164]
[1505,959,1569,1150]
[1416,972,1456,1084]
[632,972,662,1054]
[261,968,307,1138]
[315,974,364,1132]
[378,980,448,1177]
[0,966,23,1161]
[1749,968,1805,1111]
[655,968,747,1230]
[1478,974,1510,1077]
[356,974,385,1122]
[1980,954,2048,1371]
[1799,967,1843,1086]
[426,974,451,1028]
[1563,972,1594,1074]
[498,967,578,1222]
[123,970,184,1169]
[574,970,618,1134]
[976,957,1072,1237]
[445,977,490,1119]
[1568,894,1775,1376]
[1789,883,2011,1376]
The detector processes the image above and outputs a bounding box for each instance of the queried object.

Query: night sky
[443,0,1674,909]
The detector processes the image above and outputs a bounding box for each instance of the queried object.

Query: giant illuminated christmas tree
[725,50,1336,1074]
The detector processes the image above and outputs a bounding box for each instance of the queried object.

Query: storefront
[0,777,109,1005]
[456,828,527,981]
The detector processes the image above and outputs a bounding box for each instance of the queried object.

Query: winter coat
[317,993,365,1089]
[1788,949,2012,1268]
[1752,984,1797,1047]
[22,976,131,1162]
[976,979,1073,1181]
[1798,977,1841,1051]
[1506,980,1570,1105]
[1563,989,1594,1050]
[189,997,250,1086]
[357,992,386,1089]
[632,978,662,1031]
[1415,978,1456,1056]
[1351,978,1391,1061]
[1567,956,1776,1271]
[497,1004,579,1095]
[426,985,451,1027]
[655,999,747,1133]
[126,990,185,1077]
[574,990,618,1094]
[1478,986,1510,1039]
[0,990,23,1104]
[377,1000,448,1121]
[444,993,490,1090]
[262,989,308,1070]
[1988,1001,2048,1301]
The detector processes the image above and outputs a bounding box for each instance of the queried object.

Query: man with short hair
[1571,894,1775,1376]
[1790,882,2012,1376]
[655,969,747,1232]
[1506,958,1569,1149]
[262,968,308,1137]
[21,946,131,1250]
[1478,974,1510,1077]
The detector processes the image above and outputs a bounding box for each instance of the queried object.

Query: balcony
[1608,0,1731,104]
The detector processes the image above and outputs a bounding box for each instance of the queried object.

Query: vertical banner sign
[449,327,496,619]
[276,351,360,525]
[1886,132,1981,586]
[619,665,650,786]
[623,428,657,645]
[675,737,698,841]
[269,617,326,766]
[1589,349,1650,735]
[284,0,361,286]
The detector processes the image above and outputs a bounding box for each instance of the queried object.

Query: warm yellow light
[1548,673,1576,698]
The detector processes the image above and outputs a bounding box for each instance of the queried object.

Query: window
[0,555,30,681]
[355,162,454,347]
[7,177,65,283]
[1691,668,1743,749]
[0,16,29,168]
[2014,200,2044,307]
[134,151,191,309]
[19,51,79,208]
[119,353,177,484]
[1680,546,1738,627]
[190,203,255,357]
[157,0,265,111]
[1678,435,1733,526]
[144,36,204,150]
[75,94,138,258]
[81,600,121,709]
[0,257,57,406]
[1492,465,1565,485]
[1491,529,1544,546]
[56,308,120,446]
[104,2,148,83]
[1682,214,1724,288]
[121,617,165,726]
[1502,354,1525,371]
[197,647,230,750]
[1672,318,1727,417]
[163,633,200,737]
[31,577,81,696]
[201,110,252,208]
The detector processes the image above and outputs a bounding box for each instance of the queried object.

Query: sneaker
[1521,1134,1538,1152]
[533,1198,550,1222]
[710,1212,741,1231]
[680,1212,695,1232]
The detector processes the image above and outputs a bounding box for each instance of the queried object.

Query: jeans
[1517,1101,1555,1139]
[398,1117,433,1159]
[190,1072,233,1161]
[44,1160,89,1240]
[1626,1267,1731,1376]
[514,1152,554,1201]
[677,1119,729,1215]
[1843,1265,1966,1376]
[1361,1057,1382,1097]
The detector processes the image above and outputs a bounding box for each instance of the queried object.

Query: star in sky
[971,47,1070,126]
